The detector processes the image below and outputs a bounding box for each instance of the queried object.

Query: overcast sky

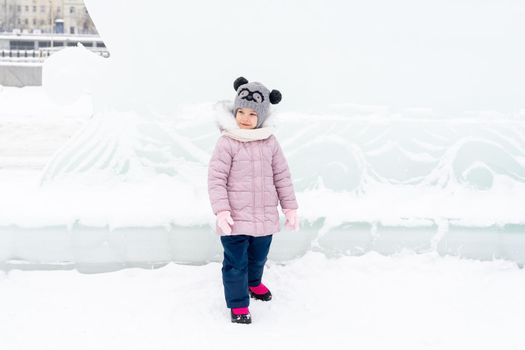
[85,0,525,115]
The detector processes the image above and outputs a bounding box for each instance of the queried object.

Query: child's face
[235,108,258,129]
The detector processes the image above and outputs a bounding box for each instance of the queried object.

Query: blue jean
[220,234,273,308]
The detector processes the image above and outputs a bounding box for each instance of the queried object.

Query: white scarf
[221,127,274,142]
[213,100,277,142]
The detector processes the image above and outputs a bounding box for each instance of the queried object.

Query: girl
[208,77,299,324]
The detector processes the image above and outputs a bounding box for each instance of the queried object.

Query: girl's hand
[283,209,299,231]
[217,210,234,234]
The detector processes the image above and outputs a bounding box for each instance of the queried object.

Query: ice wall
[17,101,525,268]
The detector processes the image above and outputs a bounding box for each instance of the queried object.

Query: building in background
[0,0,102,87]
[62,0,96,34]
[0,0,97,34]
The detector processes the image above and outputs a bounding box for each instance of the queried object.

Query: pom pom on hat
[269,89,282,104]
[233,76,249,91]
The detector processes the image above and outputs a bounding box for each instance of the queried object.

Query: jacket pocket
[228,190,252,210]
[264,188,279,206]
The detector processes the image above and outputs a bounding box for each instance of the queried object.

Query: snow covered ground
[1,251,523,350]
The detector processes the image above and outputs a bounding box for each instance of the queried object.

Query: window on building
[33,6,37,12]
[40,19,45,25]
[70,6,75,14]
[33,18,37,25]
[70,26,75,34]
[17,5,21,12]
[10,40,35,50]
[17,18,21,24]
[40,5,46,13]
[25,5,29,12]
[24,18,28,25]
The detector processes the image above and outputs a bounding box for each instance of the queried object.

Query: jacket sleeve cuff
[212,201,231,215]
[282,207,298,215]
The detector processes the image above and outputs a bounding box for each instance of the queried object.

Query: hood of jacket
[212,100,275,142]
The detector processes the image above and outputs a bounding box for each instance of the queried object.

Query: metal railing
[0,48,109,63]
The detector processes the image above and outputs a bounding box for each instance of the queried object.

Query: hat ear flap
[269,89,282,104]
[234,77,249,91]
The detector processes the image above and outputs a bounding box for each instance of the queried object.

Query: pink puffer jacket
[208,133,298,236]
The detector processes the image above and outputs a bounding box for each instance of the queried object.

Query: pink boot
[249,283,272,301]
[231,307,251,324]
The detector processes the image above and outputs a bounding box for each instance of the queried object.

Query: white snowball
[42,44,107,106]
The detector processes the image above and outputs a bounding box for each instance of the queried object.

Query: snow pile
[0,86,92,169]
[42,45,107,106]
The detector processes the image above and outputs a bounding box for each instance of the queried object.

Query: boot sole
[249,290,272,301]
[231,312,252,324]
[231,318,252,324]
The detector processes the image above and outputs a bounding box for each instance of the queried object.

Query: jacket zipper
[252,144,255,223]
[258,142,264,228]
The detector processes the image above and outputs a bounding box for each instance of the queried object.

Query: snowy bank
[0,251,523,350]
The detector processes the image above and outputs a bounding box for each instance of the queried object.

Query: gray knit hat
[233,77,282,129]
